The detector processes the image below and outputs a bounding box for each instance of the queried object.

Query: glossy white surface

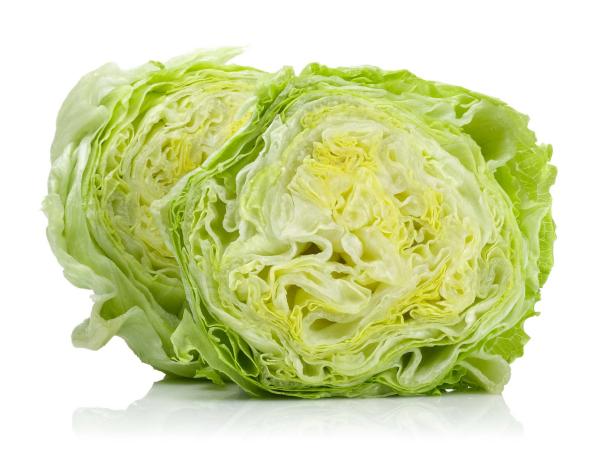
[1,1,614,460]
[73,379,522,436]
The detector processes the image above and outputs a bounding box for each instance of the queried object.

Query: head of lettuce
[44,49,292,381]
[47,51,555,398]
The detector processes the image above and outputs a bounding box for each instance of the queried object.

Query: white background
[1,0,614,460]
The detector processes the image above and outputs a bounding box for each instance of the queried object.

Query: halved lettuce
[44,48,292,378]
[160,64,556,397]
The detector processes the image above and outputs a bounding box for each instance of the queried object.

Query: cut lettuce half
[160,64,556,397]
[44,48,292,379]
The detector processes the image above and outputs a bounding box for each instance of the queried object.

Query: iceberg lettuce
[160,63,555,397]
[45,48,291,379]
[46,51,555,397]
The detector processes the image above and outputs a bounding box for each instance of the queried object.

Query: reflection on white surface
[73,378,522,437]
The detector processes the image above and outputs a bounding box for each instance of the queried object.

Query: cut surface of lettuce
[44,48,291,378]
[161,64,556,397]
